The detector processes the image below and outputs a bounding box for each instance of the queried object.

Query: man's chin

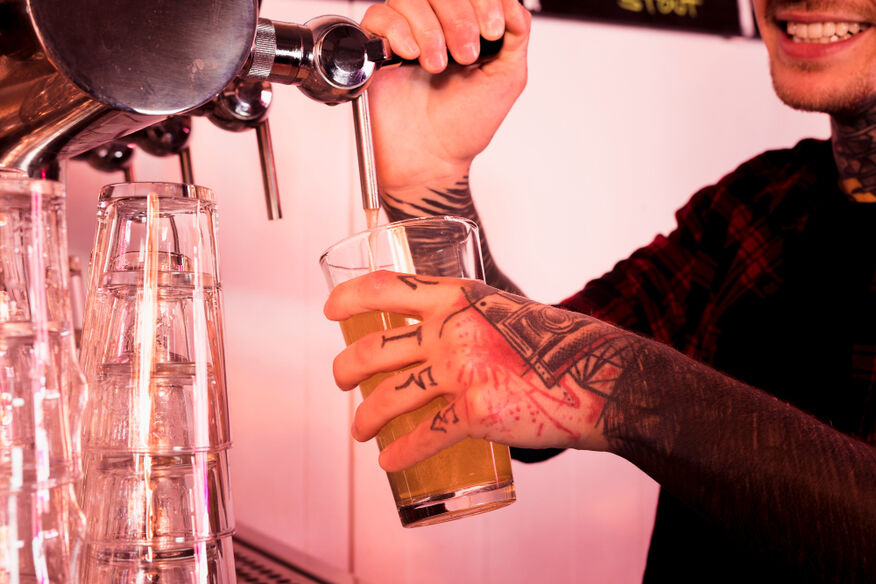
[771,75,875,118]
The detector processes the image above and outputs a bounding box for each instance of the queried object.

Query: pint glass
[320,216,515,527]
[78,182,235,582]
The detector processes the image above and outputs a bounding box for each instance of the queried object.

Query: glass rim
[0,174,66,198]
[98,182,214,204]
[318,215,478,267]
[0,168,29,178]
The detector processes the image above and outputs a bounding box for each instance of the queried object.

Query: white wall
[64,2,830,583]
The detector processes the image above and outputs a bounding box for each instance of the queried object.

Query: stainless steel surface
[27,0,258,114]
[207,79,273,132]
[256,119,282,220]
[246,15,377,105]
[179,146,195,185]
[0,0,404,203]
[205,78,281,219]
[0,0,257,177]
[352,92,380,212]
[78,139,135,177]
[0,1,153,177]
[246,19,311,87]
[131,115,194,183]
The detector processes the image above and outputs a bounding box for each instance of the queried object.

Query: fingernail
[402,39,420,58]
[424,50,447,72]
[460,41,479,63]
[486,15,505,39]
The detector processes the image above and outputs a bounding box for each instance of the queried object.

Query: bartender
[325,0,876,581]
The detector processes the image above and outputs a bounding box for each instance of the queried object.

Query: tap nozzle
[352,92,380,213]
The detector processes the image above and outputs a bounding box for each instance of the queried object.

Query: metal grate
[233,539,331,584]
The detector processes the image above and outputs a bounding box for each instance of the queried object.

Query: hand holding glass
[320,216,515,527]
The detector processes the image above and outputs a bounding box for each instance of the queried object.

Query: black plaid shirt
[539,138,876,581]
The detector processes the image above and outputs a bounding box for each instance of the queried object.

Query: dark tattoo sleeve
[456,282,876,581]
[382,177,525,296]
[604,341,876,582]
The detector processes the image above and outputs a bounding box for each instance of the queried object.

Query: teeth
[785,20,870,43]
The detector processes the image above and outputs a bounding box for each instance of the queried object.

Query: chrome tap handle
[246,16,505,105]
[76,139,136,181]
[203,78,282,219]
[246,16,374,105]
[131,116,195,184]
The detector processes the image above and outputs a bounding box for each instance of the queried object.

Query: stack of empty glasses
[78,182,236,582]
[0,172,86,582]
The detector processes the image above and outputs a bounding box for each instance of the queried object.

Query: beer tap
[200,79,281,220]
[75,140,136,182]
[239,15,503,217]
[241,15,382,216]
[0,1,502,220]
[130,116,195,186]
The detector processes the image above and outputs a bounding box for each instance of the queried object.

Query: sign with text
[531,0,744,37]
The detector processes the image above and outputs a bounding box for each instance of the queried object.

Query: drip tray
[234,539,325,584]
[233,524,359,584]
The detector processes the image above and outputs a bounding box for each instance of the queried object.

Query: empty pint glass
[320,216,515,527]
[78,183,235,583]
[0,175,86,582]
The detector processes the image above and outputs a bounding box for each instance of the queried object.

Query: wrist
[380,173,476,222]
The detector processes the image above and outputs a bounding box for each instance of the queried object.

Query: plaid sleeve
[512,139,833,463]
[558,181,726,349]
[557,139,822,353]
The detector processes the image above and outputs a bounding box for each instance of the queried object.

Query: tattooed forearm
[446,280,875,580]
[603,336,876,582]
[382,178,524,296]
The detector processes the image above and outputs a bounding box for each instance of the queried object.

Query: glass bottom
[398,480,516,528]
[79,537,236,583]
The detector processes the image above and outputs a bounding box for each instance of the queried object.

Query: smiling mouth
[781,20,871,43]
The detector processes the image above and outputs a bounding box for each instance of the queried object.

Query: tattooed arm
[382,178,522,295]
[361,0,529,295]
[325,271,876,582]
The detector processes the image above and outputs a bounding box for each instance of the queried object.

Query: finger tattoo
[430,403,460,433]
[382,326,423,347]
[395,365,438,391]
[397,274,440,290]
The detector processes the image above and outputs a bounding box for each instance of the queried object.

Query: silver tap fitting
[246,16,379,105]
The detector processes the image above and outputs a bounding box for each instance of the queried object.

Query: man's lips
[768,10,872,59]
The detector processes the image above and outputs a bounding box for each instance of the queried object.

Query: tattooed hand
[323,270,637,472]
[325,271,876,581]
[361,0,530,196]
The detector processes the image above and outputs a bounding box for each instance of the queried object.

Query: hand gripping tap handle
[244,15,505,215]
[246,16,505,102]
